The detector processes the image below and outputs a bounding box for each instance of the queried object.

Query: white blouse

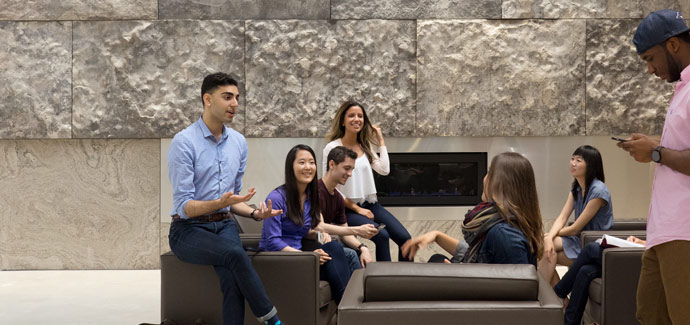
[322,139,389,204]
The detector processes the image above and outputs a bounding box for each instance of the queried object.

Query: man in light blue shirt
[167,72,284,325]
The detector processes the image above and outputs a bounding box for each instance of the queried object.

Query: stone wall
[0,0,682,269]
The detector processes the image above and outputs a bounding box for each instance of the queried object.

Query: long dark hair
[570,145,605,200]
[485,152,544,259]
[325,100,378,163]
[282,144,320,228]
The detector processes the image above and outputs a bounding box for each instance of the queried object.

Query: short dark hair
[326,146,357,171]
[200,73,238,106]
[675,31,690,44]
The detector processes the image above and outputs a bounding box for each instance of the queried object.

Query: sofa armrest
[600,247,644,325]
[580,230,646,247]
[339,269,365,311]
[246,250,326,323]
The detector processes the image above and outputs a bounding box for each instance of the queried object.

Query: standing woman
[539,145,614,284]
[259,144,352,303]
[323,100,412,262]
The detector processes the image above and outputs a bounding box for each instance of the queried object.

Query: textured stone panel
[0,22,71,139]
[0,140,160,270]
[73,20,245,138]
[0,0,156,20]
[245,20,416,137]
[417,20,585,136]
[159,0,329,19]
[331,0,501,19]
[586,20,674,136]
[503,0,690,19]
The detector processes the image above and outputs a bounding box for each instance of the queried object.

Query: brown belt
[172,212,231,222]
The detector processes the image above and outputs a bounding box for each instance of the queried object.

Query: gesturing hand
[400,232,435,261]
[253,199,284,220]
[218,187,256,208]
[314,249,332,265]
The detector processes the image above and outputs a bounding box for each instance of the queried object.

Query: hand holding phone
[376,223,386,231]
[611,136,628,142]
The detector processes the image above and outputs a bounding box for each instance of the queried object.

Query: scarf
[459,201,509,263]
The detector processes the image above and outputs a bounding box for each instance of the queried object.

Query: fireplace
[374,152,487,206]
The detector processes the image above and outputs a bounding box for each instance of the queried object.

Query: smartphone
[611,136,628,142]
[376,223,386,230]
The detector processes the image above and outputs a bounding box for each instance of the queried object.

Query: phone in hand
[376,223,386,230]
[611,136,628,142]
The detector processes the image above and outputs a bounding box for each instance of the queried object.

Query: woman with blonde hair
[402,152,544,266]
[323,100,412,261]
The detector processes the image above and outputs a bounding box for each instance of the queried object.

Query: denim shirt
[477,221,537,267]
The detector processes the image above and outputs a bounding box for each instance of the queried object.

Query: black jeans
[554,242,603,325]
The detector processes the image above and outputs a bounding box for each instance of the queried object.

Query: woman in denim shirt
[540,145,614,285]
[401,152,544,266]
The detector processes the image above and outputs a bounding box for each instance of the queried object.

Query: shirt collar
[195,116,228,141]
[676,65,690,92]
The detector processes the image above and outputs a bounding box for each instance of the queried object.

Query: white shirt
[322,139,389,204]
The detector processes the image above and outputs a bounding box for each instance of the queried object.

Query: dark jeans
[345,201,412,262]
[554,242,603,325]
[169,218,276,325]
[319,241,353,303]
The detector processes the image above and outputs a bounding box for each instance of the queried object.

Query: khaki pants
[636,240,690,324]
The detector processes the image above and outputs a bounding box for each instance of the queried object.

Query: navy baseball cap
[633,9,690,54]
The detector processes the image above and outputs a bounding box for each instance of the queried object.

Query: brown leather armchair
[338,262,563,325]
[580,230,646,325]
[161,228,336,325]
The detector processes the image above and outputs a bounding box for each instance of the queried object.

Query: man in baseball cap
[619,9,690,324]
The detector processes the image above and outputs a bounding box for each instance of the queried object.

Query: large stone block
[0,22,71,139]
[245,20,416,137]
[503,0,690,19]
[0,139,160,270]
[0,0,156,20]
[73,20,245,138]
[159,0,329,19]
[331,0,501,19]
[417,20,585,136]
[586,20,673,136]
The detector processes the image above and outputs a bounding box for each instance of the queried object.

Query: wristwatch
[652,146,663,163]
[356,243,368,254]
[250,209,261,221]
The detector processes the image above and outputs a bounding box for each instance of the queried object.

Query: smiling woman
[323,100,412,262]
[259,144,354,303]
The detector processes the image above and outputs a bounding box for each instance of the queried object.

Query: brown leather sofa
[580,230,647,325]
[160,218,336,325]
[338,262,563,325]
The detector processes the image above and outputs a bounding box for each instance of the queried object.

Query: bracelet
[357,243,368,250]
[250,209,261,221]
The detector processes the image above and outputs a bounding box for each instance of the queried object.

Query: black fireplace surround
[374,152,487,206]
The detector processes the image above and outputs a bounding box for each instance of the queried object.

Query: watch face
[652,148,661,162]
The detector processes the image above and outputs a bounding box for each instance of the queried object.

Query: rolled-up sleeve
[261,191,290,251]
[168,135,195,219]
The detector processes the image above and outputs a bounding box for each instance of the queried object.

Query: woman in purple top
[259,144,352,303]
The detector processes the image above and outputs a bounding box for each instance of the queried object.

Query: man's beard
[665,48,682,82]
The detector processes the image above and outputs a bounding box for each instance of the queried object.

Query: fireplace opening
[374,152,487,206]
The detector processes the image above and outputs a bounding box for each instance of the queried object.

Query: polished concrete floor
[0,270,160,325]
[0,267,568,324]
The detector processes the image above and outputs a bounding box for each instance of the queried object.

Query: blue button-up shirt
[168,117,248,219]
